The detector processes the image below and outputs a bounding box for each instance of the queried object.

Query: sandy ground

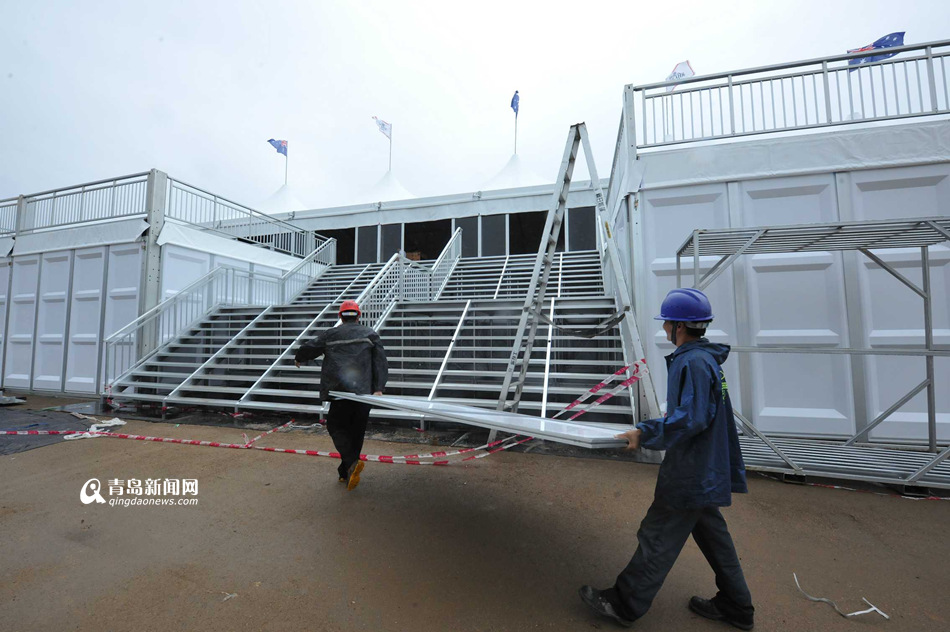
[1,402,949,631]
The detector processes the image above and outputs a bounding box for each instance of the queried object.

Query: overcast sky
[1,0,947,211]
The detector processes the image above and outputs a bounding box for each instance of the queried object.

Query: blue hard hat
[654,288,714,322]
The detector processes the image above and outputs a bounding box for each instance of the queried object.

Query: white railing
[280,237,337,302]
[103,266,281,390]
[354,229,464,329]
[16,173,150,233]
[430,227,463,299]
[166,178,325,258]
[631,39,950,148]
[2,171,332,260]
[0,198,17,235]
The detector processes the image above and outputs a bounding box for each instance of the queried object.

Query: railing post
[925,46,939,112]
[138,168,168,358]
[14,195,27,236]
[728,75,736,135]
[821,61,834,123]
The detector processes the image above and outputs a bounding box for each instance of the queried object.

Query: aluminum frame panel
[331,392,629,449]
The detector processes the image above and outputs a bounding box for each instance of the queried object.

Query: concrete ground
[1,398,949,631]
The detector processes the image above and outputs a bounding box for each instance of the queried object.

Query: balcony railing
[0,170,331,260]
[165,178,324,258]
[630,39,950,148]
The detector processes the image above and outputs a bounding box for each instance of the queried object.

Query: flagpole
[514,114,518,155]
[284,154,288,186]
[389,127,392,172]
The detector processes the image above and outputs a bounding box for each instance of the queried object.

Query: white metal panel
[332,392,630,449]
[639,184,741,413]
[32,250,73,390]
[212,256,251,304]
[738,175,854,436]
[161,244,210,299]
[3,256,40,388]
[65,247,107,393]
[0,259,10,385]
[851,164,950,442]
[102,244,142,340]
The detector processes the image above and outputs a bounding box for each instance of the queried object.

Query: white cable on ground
[793,573,889,620]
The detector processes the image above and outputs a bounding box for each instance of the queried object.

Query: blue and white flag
[848,32,905,68]
[373,116,392,139]
[267,139,288,156]
[510,90,519,116]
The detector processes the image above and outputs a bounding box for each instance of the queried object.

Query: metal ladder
[495,122,656,419]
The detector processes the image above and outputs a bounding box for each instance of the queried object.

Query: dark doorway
[404,219,451,261]
[318,228,355,265]
[509,211,564,255]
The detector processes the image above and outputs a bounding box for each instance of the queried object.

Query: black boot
[688,596,754,630]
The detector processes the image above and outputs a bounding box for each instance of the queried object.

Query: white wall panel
[32,251,73,390]
[851,164,950,442]
[639,184,741,413]
[103,245,142,339]
[3,256,40,388]
[738,175,854,436]
[65,247,107,393]
[161,244,210,299]
[0,260,10,385]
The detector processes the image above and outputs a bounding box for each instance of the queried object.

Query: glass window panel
[357,225,378,263]
[481,214,506,256]
[381,223,402,258]
[455,216,478,257]
[568,206,596,251]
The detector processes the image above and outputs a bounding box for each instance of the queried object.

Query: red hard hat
[339,300,361,317]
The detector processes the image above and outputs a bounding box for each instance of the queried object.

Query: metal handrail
[18,173,150,234]
[280,237,337,302]
[165,178,325,258]
[430,227,463,299]
[102,266,281,391]
[629,39,950,148]
[633,40,950,91]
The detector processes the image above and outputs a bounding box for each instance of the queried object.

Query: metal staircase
[107,250,636,425]
[108,306,265,404]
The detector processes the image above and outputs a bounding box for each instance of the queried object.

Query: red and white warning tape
[552,360,649,422]
[1,425,531,466]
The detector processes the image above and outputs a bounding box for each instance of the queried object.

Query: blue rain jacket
[637,339,747,509]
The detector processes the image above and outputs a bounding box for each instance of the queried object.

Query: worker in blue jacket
[579,288,755,630]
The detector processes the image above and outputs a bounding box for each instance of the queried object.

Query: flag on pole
[848,32,905,69]
[267,139,288,156]
[664,61,695,92]
[373,116,392,139]
[510,90,519,116]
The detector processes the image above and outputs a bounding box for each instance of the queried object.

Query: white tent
[257,184,309,214]
[482,153,548,191]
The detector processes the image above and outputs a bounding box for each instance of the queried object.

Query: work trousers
[606,501,754,622]
[325,399,372,479]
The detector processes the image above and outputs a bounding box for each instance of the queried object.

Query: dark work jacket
[637,339,747,509]
[294,322,389,401]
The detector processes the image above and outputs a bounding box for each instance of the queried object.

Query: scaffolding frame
[675,216,950,489]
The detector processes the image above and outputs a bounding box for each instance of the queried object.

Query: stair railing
[280,237,336,303]
[430,227,463,299]
[102,266,280,393]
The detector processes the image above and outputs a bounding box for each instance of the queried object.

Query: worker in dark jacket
[579,288,754,630]
[294,300,388,491]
